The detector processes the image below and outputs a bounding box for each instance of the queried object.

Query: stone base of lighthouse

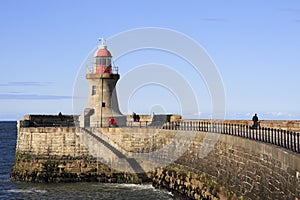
[79,73,127,128]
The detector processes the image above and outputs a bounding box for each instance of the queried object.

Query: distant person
[133,112,137,122]
[58,112,63,118]
[252,113,259,128]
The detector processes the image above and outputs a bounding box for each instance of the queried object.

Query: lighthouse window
[92,85,96,95]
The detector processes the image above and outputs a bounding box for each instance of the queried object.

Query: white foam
[119,183,154,190]
[7,189,47,194]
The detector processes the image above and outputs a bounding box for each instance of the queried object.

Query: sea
[0,121,173,200]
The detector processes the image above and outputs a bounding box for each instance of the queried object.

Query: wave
[116,183,154,190]
[97,183,174,197]
[7,189,47,194]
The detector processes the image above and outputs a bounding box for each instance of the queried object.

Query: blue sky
[0,0,300,120]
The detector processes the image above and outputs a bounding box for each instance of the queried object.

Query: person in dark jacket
[252,113,259,128]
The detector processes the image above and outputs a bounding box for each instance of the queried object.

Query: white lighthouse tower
[81,39,126,127]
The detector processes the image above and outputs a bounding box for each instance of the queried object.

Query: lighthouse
[81,39,126,127]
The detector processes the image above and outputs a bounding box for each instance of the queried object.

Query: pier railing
[161,121,300,154]
[125,120,300,153]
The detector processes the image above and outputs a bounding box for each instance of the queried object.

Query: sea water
[0,122,172,199]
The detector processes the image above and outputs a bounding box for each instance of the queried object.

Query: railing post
[220,123,223,134]
[270,128,273,144]
[280,129,283,147]
[241,124,244,137]
[273,128,276,144]
[206,121,209,132]
[261,127,265,142]
[241,124,243,137]
[297,132,300,153]
[255,127,261,141]
[225,123,228,134]
[239,124,243,137]
[293,132,296,152]
[208,122,210,132]
[284,130,287,148]
[235,124,237,136]
[199,121,202,131]
[287,131,290,150]
[273,128,276,145]
[289,131,292,150]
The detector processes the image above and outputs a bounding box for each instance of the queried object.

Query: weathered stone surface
[152,166,232,200]
[11,121,300,199]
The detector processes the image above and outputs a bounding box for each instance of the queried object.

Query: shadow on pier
[82,128,147,181]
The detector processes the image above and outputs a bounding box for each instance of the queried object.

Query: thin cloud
[281,8,300,23]
[291,19,300,23]
[199,18,226,22]
[0,93,72,100]
[281,8,300,14]
[0,81,53,87]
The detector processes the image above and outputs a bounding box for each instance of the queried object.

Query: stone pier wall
[11,126,144,183]
[12,122,300,199]
[152,131,300,199]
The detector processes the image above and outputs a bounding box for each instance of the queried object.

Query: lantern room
[93,38,113,74]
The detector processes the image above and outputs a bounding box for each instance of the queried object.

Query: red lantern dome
[94,47,112,57]
[94,38,112,74]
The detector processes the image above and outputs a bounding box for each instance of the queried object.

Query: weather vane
[98,37,106,46]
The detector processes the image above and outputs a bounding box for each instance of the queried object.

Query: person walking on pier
[252,113,259,128]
